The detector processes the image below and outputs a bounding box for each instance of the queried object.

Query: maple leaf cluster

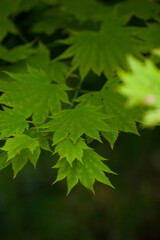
[0,0,160,193]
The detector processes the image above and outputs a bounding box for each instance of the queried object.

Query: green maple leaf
[22,43,51,70]
[11,147,41,178]
[0,66,69,123]
[0,107,29,140]
[0,134,39,160]
[0,43,68,84]
[24,127,51,152]
[101,80,141,134]
[77,92,119,148]
[45,61,69,84]
[77,78,143,146]
[59,0,107,21]
[40,104,111,144]
[119,56,160,125]
[116,0,160,21]
[53,149,115,194]
[17,0,39,12]
[137,23,160,50]
[54,137,90,166]
[2,128,52,177]
[0,43,50,77]
[119,57,160,106]
[32,8,73,35]
[101,131,119,149]
[58,9,144,79]
[0,151,10,170]
[0,43,37,62]
[0,0,20,20]
[0,0,20,41]
[11,150,28,178]
[27,147,41,168]
[0,19,17,42]
[0,138,43,177]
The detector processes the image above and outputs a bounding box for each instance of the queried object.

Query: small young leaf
[1,134,39,160]
[54,137,90,166]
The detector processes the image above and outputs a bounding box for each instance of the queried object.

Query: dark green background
[0,127,160,240]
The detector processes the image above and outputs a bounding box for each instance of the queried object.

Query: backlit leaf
[0,66,69,123]
[53,149,115,194]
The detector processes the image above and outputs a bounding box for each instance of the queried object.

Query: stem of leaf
[33,133,52,140]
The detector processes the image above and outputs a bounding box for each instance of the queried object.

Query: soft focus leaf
[119,56,160,126]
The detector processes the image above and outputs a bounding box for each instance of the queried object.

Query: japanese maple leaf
[0,66,69,123]
[53,149,115,194]
[0,107,29,140]
[40,104,112,144]
[58,9,144,79]
[54,137,90,166]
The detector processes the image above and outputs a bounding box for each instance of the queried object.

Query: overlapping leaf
[136,23,160,50]
[24,127,51,152]
[0,43,37,62]
[53,149,115,194]
[0,107,29,140]
[54,137,90,166]
[58,9,144,79]
[77,78,143,147]
[45,60,69,84]
[0,134,39,160]
[67,0,108,20]
[51,0,107,21]
[0,151,10,170]
[116,0,160,21]
[0,66,69,123]
[0,43,51,82]
[0,0,159,194]
[40,104,112,144]
[101,80,142,134]
[0,131,43,176]
[32,8,73,35]
[11,147,40,177]
[0,146,40,177]
[4,128,51,177]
